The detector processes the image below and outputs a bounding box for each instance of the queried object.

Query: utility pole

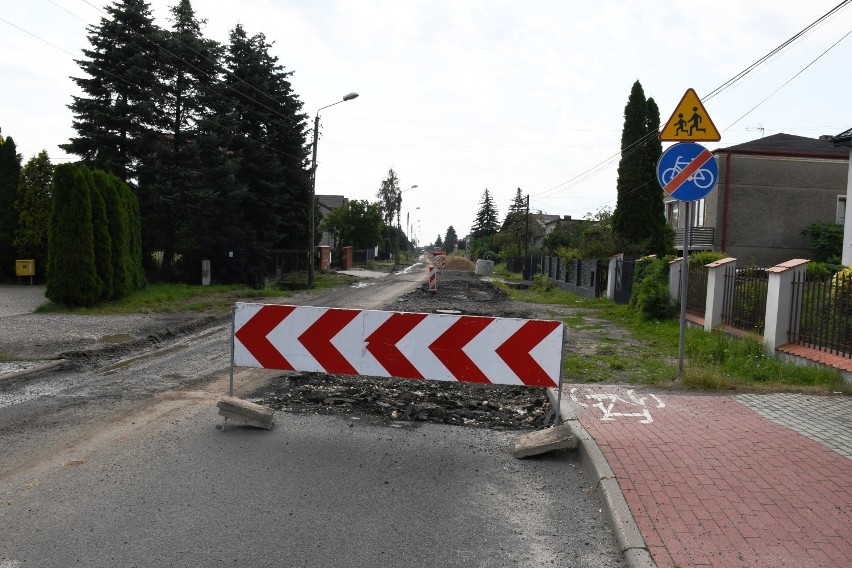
[394,194,402,265]
[523,194,530,279]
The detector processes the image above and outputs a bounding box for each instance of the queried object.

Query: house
[316,194,347,248]
[663,133,850,266]
[833,128,852,264]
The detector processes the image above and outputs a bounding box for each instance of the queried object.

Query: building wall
[711,153,847,266]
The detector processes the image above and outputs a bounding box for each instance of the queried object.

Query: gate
[613,259,635,304]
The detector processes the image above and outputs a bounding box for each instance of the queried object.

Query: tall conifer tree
[46,165,102,307]
[62,0,165,183]
[0,135,21,277]
[470,188,500,239]
[612,81,672,256]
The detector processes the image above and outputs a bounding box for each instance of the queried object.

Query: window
[666,202,679,227]
[692,198,705,226]
[837,195,846,225]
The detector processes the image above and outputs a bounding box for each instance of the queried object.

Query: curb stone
[546,387,657,568]
[0,360,67,381]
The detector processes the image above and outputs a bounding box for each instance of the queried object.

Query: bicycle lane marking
[569,386,665,424]
[663,147,713,195]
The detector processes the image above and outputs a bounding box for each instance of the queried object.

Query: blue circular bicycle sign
[656,142,718,201]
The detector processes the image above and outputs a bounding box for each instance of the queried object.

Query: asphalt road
[0,265,627,567]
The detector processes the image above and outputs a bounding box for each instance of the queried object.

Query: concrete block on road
[217,396,275,430]
[513,424,577,458]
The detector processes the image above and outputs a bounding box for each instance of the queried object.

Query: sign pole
[554,324,566,426]
[678,201,691,378]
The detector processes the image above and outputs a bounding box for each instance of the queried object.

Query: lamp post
[308,92,359,286]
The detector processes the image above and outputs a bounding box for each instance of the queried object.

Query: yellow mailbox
[15,260,35,277]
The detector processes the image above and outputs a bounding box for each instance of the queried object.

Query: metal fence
[685,263,708,318]
[789,271,852,358]
[722,265,768,334]
[538,256,606,299]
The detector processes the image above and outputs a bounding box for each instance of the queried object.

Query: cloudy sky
[2,0,851,247]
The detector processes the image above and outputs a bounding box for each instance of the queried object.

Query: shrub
[46,164,102,307]
[688,250,727,266]
[629,256,674,320]
[531,273,556,293]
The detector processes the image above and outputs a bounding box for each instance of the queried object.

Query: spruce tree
[0,135,21,278]
[14,151,53,275]
[62,0,166,183]
[612,80,672,256]
[46,165,102,307]
[444,226,458,253]
[470,188,500,239]
[221,24,310,265]
[138,0,225,276]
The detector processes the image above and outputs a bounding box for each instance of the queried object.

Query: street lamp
[308,92,359,286]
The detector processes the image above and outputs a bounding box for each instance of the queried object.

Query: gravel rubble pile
[250,269,555,430]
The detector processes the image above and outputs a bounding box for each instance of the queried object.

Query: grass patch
[493,263,523,281]
[34,273,360,315]
[506,281,850,393]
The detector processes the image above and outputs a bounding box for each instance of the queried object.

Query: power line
[533,0,852,204]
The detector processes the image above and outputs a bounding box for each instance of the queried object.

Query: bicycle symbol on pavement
[570,387,665,424]
[660,155,715,189]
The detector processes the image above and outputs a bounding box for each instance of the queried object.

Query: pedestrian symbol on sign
[659,89,720,142]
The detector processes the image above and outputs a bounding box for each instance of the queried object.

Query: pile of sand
[431,255,475,271]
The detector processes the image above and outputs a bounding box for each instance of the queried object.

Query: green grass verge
[34,272,360,315]
[497,281,850,393]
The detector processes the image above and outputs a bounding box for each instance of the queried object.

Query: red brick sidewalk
[568,386,852,568]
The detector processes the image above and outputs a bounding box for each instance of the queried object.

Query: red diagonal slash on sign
[366,312,428,379]
[429,316,494,383]
[234,305,296,370]
[298,308,360,374]
[496,320,561,387]
[664,148,713,195]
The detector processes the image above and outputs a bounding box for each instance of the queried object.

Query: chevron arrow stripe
[495,320,562,387]
[232,304,563,388]
[234,304,296,369]
[428,316,494,383]
[298,308,360,374]
[365,312,428,379]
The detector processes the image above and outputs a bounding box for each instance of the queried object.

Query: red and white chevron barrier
[428,266,437,293]
[232,303,564,388]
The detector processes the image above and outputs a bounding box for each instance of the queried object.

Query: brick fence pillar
[764,259,809,357]
[704,257,736,331]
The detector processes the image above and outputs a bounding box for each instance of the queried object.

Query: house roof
[317,195,347,213]
[832,127,852,147]
[715,133,849,159]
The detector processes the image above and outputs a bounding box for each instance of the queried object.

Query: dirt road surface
[0,263,627,567]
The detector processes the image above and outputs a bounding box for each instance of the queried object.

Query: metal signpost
[658,89,720,378]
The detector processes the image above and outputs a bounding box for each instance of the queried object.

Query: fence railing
[685,263,708,318]
[537,256,605,299]
[722,265,768,334]
[675,226,715,250]
[789,271,852,358]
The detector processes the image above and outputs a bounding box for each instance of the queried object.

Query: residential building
[664,133,849,266]
[316,194,347,248]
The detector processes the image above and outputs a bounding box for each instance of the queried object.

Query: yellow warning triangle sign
[659,88,720,142]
